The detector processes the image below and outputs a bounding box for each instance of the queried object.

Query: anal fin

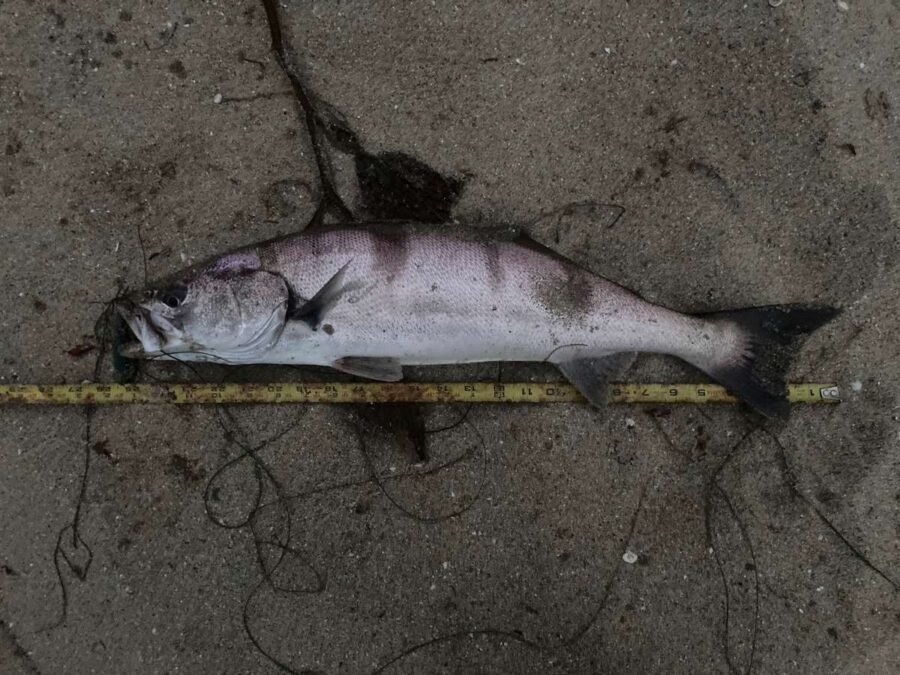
[556,352,635,408]
[333,356,403,382]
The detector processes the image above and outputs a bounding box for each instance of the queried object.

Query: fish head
[118,253,290,362]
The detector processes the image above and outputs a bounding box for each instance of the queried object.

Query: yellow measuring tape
[0,382,840,405]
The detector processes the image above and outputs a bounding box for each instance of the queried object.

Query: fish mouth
[116,301,172,358]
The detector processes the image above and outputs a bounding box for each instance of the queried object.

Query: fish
[117,224,839,417]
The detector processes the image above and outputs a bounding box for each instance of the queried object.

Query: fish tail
[688,304,840,418]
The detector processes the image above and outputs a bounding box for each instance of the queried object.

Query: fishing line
[150,350,492,672]
[42,409,94,632]
[541,342,589,363]
[159,352,324,674]
[707,481,760,675]
[754,424,899,591]
[42,333,108,630]
[355,413,488,523]
[702,428,759,675]
[563,475,652,645]
[259,0,352,225]
[371,629,544,674]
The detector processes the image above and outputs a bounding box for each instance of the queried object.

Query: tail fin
[692,304,840,418]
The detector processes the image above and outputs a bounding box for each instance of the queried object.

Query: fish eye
[159,286,187,309]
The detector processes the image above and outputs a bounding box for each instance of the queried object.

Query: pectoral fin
[332,356,403,382]
[287,260,358,329]
[556,352,635,407]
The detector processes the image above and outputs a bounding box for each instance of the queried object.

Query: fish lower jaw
[118,340,148,358]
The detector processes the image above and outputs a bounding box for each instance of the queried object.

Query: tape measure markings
[0,382,841,405]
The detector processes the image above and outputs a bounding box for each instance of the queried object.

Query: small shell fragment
[623,550,638,564]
